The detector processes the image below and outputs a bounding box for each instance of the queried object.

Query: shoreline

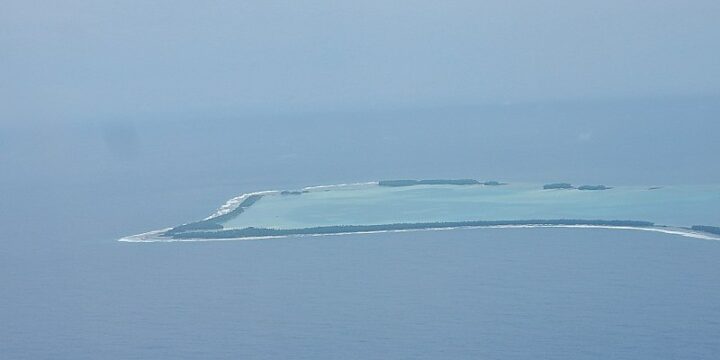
[119,223,720,243]
[205,181,379,220]
[120,179,720,243]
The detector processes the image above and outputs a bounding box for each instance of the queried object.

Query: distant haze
[1,1,719,123]
[1,1,719,233]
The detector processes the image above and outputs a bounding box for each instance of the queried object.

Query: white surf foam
[204,182,378,220]
[301,181,378,191]
[119,180,720,243]
[118,228,173,242]
[204,190,280,220]
[118,224,720,243]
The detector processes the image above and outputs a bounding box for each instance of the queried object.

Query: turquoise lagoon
[123,181,720,241]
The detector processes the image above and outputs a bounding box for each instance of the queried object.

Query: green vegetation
[691,225,720,235]
[543,183,574,190]
[164,194,264,236]
[379,179,480,187]
[164,222,223,235]
[418,179,480,185]
[378,180,419,186]
[171,219,655,239]
[578,185,612,191]
[483,181,507,186]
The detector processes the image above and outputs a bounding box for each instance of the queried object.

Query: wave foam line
[118,224,720,243]
[204,190,279,220]
[301,181,378,191]
[205,182,378,220]
[118,228,172,242]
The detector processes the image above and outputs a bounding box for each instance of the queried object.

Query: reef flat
[121,179,720,242]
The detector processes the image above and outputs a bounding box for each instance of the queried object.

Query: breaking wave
[119,223,720,243]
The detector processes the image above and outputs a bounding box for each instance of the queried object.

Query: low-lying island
[121,179,720,242]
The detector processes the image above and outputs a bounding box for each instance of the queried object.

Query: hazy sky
[2,0,719,124]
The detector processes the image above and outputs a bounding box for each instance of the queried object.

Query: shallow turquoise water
[220,184,720,230]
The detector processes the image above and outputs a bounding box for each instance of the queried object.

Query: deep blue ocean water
[3,102,720,359]
[4,227,720,359]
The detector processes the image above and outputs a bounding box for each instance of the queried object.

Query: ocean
[2,101,720,358]
[4,226,720,359]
